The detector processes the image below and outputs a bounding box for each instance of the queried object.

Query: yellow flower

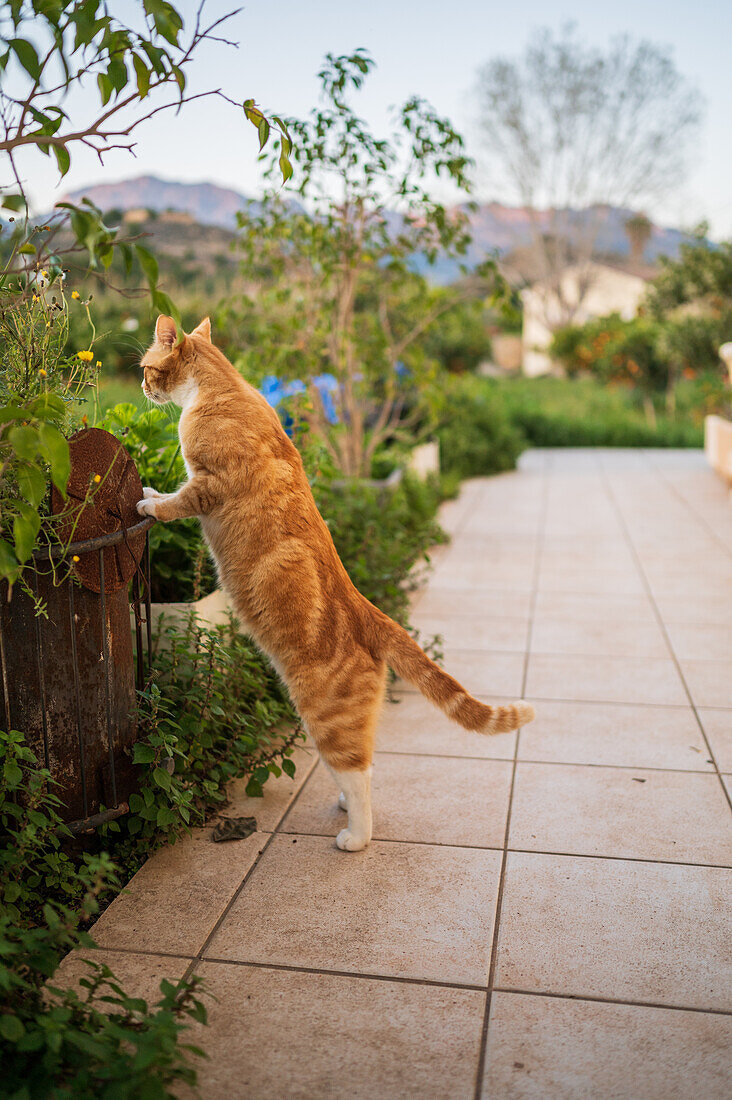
[32,294,38,303]
[81,415,88,426]
[39,269,48,279]
[93,474,101,483]
[39,368,47,377]
[71,290,80,300]
[77,350,93,361]
[72,555,80,563]
[96,360,102,368]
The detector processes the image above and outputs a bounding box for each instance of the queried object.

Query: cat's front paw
[336,828,370,852]
[136,496,158,518]
[142,486,163,499]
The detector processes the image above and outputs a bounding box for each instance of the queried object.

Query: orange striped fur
[137,317,535,850]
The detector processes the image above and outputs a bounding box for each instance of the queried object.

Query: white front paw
[142,486,163,499]
[336,828,369,852]
[136,497,157,517]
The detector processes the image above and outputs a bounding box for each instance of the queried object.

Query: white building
[521,261,651,377]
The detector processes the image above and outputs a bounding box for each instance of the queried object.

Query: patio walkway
[59,449,732,1097]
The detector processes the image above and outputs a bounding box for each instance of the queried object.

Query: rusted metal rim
[31,516,156,562]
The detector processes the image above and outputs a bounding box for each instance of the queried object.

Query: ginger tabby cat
[137,316,535,851]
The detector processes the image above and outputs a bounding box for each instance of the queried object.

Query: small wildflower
[39,269,48,279]
[72,555,80,563]
[39,368,47,377]
[71,290,80,300]
[77,350,93,361]
[32,294,39,303]
[81,415,88,426]
[42,224,50,231]
[96,360,102,368]
[93,474,101,484]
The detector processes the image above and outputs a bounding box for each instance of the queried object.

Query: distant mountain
[58,175,689,282]
[62,175,252,229]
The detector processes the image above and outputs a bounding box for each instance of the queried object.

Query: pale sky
[23,0,732,237]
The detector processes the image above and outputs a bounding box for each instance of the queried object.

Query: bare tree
[474,26,702,327]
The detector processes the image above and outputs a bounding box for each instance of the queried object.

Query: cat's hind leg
[326,765,372,851]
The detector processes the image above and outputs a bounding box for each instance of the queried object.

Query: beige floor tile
[223,743,318,832]
[483,992,732,1100]
[666,622,732,661]
[397,649,525,698]
[680,660,732,708]
[526,654,688,706]
[412,586,533,619]
[538,567,645,596]
[699,709,732,772]
[655,595,732,625]
[411,613,529,652]
[533,591,657,622]
[495,852,732,1010]
[430,556,537,589]
[509,762,732,864]
[376,693,517,760]
[283,755,513,848]
[52,949,191,1006]
[187,962,485,1100]
[517,700,712,770]
[531,617,670,658]
[205,833,502,985]
[91,828,265,955]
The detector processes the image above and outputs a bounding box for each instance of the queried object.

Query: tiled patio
[58,449,732,1097]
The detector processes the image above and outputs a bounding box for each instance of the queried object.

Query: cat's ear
[191,316,211,342]
[155,315,177,349]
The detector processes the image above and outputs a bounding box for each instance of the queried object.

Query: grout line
[600,455,732,817]
[474,451,551,1100]
[492,985,732,1018]
[373,749,717,774]
[197,956,489,993]
[181,750,322,985]
[268,829,731,870]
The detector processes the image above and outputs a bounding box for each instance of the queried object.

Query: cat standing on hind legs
[137,315,535,852]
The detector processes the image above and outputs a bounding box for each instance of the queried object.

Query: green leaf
[152,766,171,791]
[282,758,296,779]
[132,52,150,98]
[53,144,70,177]
[16,463,46,508]
[18,241,35,254]
[13,509,40,563]
[1,193,26,213]
[135,244,158,289]
[258,117,270,151]
[3,760,22,787]
[0,538,19,583]
[8,425,39,461]
[8,37,41,79]
[0,1013,25,1042]
[133,743,156,764]
[38,423,70,495]
[151,289,181,334]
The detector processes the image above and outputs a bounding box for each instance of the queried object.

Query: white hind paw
[338,791,348,812]
[336,828,369,852]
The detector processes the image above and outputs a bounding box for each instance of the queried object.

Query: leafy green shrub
[0,730,206,1098]
[129,614,301,825]
[489,376,703,448]
[100,403,216,602]
[437,374,525,479]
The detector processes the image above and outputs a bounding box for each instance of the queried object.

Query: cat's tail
[372,611,535,735]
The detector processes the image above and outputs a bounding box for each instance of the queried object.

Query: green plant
[0,280,103,589]
[0,730,206,1098]
[437,374,525,479]
[488,375,703,448]
[99,402,216,601]
[232,50,503,477]
[129,614,301,827]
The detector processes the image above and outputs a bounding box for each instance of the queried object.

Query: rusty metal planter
[0,517,154,832]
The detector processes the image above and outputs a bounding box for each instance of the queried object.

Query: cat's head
[140,315,212,406]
